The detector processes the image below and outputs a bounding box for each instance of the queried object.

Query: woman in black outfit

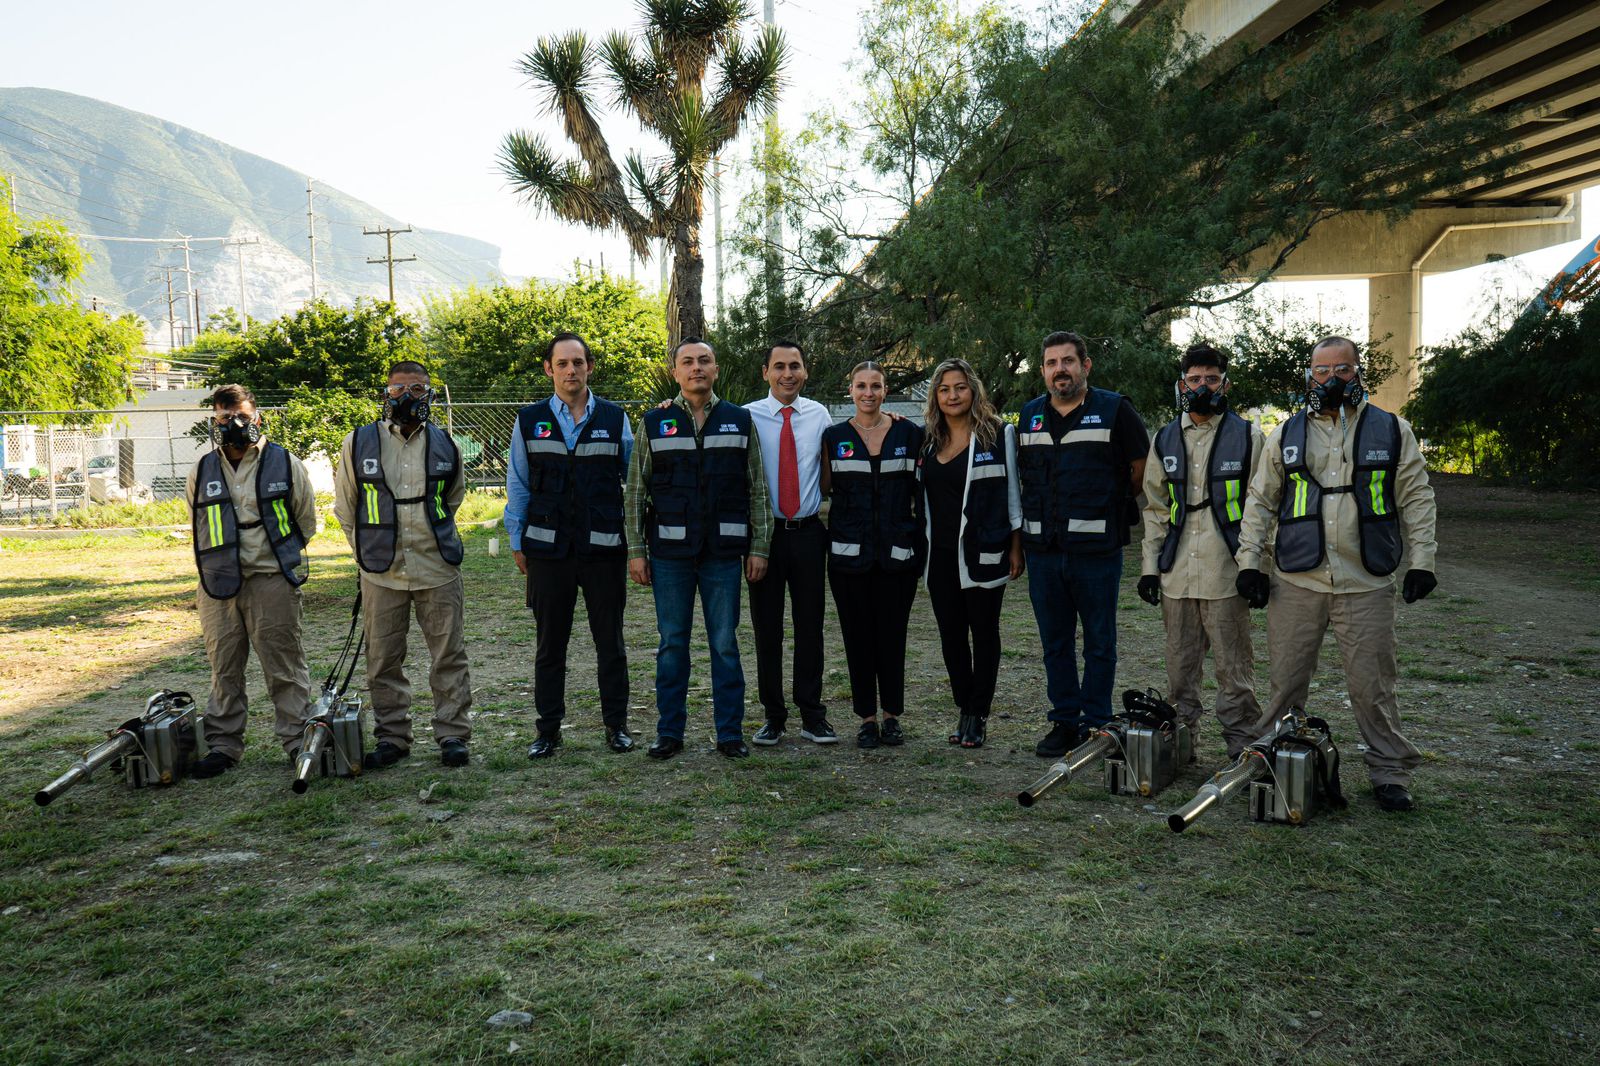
[919,358,1022,748]
[821,362,926,749]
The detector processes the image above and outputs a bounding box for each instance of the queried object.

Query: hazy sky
[2,0,1595,344]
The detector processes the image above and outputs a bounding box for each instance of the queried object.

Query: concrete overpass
[1116,0,1599,408]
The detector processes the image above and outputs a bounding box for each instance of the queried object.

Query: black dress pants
[925,547,1005,718]
[829,564,919,719]
[747,518,827,727]
[527,553,629,734]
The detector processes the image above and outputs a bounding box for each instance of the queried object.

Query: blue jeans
[651,554,746,742]
[1027,549,1122,731]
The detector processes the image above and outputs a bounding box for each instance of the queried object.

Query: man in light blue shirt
[505,332,637,758]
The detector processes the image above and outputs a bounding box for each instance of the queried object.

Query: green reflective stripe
[207,504,223,548]
[1224,479,1243,522]
[1369,470,1387,516]
[1167,483,1179,525]
[1289,474,1309,519]
[272,498,291,537]
[364,483,379,525]
[434,481,446,520]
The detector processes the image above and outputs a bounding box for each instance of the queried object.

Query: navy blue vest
[516,397,627,559]
[823,418,925,574]
[1017,388,1125,554]
[643,401,753,560]
[1274,404,1403,576]
[928,425,1014,586]
[1153,411,1253,573]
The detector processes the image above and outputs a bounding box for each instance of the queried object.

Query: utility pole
[307,179,318,302]
[195,289,204,332]
[224,236,260,333]
[5,174,14,213]
[363,225,416,304]
[179,236,197,337]
[163,268,177,351]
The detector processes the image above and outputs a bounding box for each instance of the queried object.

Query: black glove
[1402,569,1437,603]
[1136,575,1162,606]
[1236,568,1270,609]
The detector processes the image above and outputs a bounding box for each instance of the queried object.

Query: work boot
[1035,721,1080,759]
[440,738,469,767]
[363,740,408,771]
[1373,783,1415,812]
[190,751,237,780]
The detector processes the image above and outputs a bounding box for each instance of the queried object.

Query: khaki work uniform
[1235,400,1436,787]
[184,439,317,759]
[334,421,472,753]
[1140,414,1267,757]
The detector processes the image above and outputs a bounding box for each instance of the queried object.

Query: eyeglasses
[1309,364,1357,381]
[1182,373,1223,388]
[385,383,431,399]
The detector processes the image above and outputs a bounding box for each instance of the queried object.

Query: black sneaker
[1373,783,1415,812]
[880,717,904,746]
[363,740,409,771]
[800,720,839,745]
[1035,721,1079,759]
[190,751,237,780]
[751,722,785,746]
[857,720,880,749]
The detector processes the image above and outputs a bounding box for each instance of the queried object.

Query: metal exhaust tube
[291,720,332,794]
[1018,734,1113,807]
[1167,753,1267,832]
[35,732,140,806]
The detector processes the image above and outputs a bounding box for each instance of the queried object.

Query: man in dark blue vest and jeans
[1021,331,1151,759]
[507,332,636,758]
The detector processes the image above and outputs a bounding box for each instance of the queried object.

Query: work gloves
[1402,569,1437,603]
[1136,575,1162,606]
[1236,568,1270,609]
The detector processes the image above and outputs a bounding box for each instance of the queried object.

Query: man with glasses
[1138,344,1266,759]
[1234,336,1438,812]
[334,361,474,769]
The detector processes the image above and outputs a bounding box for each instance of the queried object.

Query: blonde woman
[820,362,925,748]
[919,358,1022,748]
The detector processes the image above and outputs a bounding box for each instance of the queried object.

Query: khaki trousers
[361,573,472,752]
[197,574,312,758]
[1265,580,1420,787]
[1162,594,1264,757]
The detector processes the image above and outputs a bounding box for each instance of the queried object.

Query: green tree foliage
[0,179,142,413]
[497,0,788,345]
[422,271,669,400]
[205,299,423,397]
[1406,297,1599,485]
[270,387,382,467]
[753,1,1510,412]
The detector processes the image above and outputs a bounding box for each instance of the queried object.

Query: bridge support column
[1368,271,1417,413]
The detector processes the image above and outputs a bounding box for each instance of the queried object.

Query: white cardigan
[922,422,1024,590]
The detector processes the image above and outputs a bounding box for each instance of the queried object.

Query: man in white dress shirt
[746,341,838,746]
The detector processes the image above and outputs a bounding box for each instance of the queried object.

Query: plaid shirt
[624,391,771,560]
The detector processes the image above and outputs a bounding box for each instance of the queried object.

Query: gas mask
[1305,370,1365,414]
[1176,378,1229,416]
[211,413,262,450]
[384,384,434,425]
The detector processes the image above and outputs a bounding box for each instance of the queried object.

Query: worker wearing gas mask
[334,361,473,769]
[1138,344,1266,759]
[185,383,317,779]
[1234,337,1437,813]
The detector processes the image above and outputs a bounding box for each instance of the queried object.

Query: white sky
[2,0,1595,341]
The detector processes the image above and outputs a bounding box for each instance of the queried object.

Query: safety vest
[1274,404,1403,576]
[643,401,753,560]
[191,443,308,599]
[1017,388,1125,554]
[928,425,1015,586]
[352,422,464,574]
[1154,411,1253,573]
[516,397,627,559]
[823,418,925,573]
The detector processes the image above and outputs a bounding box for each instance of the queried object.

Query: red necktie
[778,406,799,520]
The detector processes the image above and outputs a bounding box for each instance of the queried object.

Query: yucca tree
[499,0,787,346]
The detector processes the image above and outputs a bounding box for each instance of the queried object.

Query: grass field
[0,474,1595,1064]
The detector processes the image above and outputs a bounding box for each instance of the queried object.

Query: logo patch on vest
[267,481,288,493]
[1081,414,1104,425]
[660,419,679,437]
[974,451,995,463]
[837,441,855,459]
[534,421,554,439]
[206,480,223,497]
[362,458,380,476]
[1162,455,1179,473]
[1282,445,1300,465]
[1364,449,1391,462]
[894,446,907,457]
[719,423,740,433]
[1219,460,1242,473]
[590,429,610,439]
[434,460,452,473]
[1028,414,1044,431]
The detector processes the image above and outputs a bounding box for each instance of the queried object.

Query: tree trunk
[672,220,705,344]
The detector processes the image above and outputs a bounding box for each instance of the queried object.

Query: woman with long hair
[919,358,1022,748]
[820,362,925,748]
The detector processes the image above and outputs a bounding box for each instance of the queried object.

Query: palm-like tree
[499,0,787,346]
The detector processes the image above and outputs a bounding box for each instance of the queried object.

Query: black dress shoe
[880,717,904,746]
[606,728,636,753]
[363,740,409,771]
[1374,783,1415,812]
[717,739,750,758]
[648,736,684,760]
[960,714,986,749]
[191,751,237,780]
[857,720,880,749]
[527,733,561,760]
[440,738,469,767]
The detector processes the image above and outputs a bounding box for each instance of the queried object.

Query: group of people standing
[182,327,1439,813]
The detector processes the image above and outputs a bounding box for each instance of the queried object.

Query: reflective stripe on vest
[191,443,308,599]
[643,403,753,560]
[823,418,925,574]
[1154,411,1252,574]
[1273,405,1403,576]
[352,422,464,574]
